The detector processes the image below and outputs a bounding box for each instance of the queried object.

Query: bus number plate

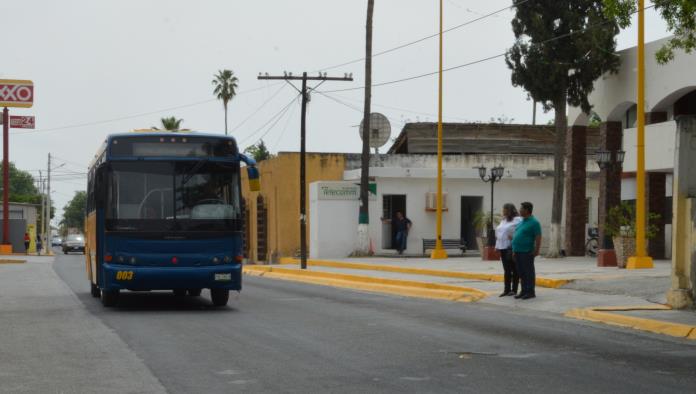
[215,273,231,281]
[116,271,134,280]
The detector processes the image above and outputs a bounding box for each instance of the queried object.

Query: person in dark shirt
[393,211,412,255]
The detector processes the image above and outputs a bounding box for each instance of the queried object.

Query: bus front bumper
[102,263,242,291]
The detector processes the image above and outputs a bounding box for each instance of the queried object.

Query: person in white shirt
[495,203,522,297]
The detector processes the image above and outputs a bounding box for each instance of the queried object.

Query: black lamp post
[595,149,625,249]
[477,165,505,247]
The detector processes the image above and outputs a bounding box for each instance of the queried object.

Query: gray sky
[1,0,670,224]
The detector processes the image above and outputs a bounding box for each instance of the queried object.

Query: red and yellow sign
[0,79,34,108]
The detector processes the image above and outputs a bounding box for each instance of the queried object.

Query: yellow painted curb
[565,305,696,340]
[243,266,487,302]
[277,258,569,288]
[0,259,26,264]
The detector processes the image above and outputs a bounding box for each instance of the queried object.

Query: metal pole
[628,0,652,269]
[431,0,447,259]
[45,153,51,254]
[39,171,44,254]
[489,176,495,247]
[2,107,9,248]
[300,72,308,269]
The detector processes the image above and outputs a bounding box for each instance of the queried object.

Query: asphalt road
[53,252,696,394]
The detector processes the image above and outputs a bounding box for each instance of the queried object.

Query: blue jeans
[514,252,536,295]
[395,231,408,253]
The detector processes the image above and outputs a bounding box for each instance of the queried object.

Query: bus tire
[172,289,186,297]
[187,289,202,297]
[90,282,101,298]
[210,289,229,307]
[101,289,119,307]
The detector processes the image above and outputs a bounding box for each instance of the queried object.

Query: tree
[354,0,375,256]
[153,116,184,131]
[212,69,239,135]
[604,0,696,63]
[0,162,55,230]
[244,140,272,162]
[61,191,87,233]
[506,0,621,257]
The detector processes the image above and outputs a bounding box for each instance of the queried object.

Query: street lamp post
[477,165,505,255]
[595,149,625,252]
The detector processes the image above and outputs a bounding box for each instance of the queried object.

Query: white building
[310,154,599,258]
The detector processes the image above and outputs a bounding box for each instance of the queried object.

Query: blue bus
[85,132,259,307]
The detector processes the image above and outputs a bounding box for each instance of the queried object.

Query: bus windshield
[106,161,241,232]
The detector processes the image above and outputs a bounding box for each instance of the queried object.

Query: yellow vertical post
[431,0,447,259]
[627,0,653,269]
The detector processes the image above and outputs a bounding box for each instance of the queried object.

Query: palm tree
[212,69,239,135]
[155,116,184,131]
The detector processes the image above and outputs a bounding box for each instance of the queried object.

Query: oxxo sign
[0,80,34,108]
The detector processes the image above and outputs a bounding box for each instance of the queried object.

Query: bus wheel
[101,289,119,307]
[172,289,186,297]
[210,289,229,307]
[187,289,202,297]
[90,282,101,298]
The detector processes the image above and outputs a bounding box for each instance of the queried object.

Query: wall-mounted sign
[0,79,34,108]
[317,182,376,201]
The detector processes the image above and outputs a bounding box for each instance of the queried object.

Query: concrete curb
[278,257,570,288]
[565,305,696,340]
[243,265,487,303]
[0,259,26,264]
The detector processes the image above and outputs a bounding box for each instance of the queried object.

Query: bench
[422,238,467,255]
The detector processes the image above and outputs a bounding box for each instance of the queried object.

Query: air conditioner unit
[425,192,448,211]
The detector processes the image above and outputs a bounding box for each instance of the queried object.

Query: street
[52,252,696,393]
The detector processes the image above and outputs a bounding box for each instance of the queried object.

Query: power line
[271,96,299,152]
[229,84,287,134]
[237,95,301,146]
[11,82,283,136]
[320,4,653,94]
[243,97,297,149]
[317,0,528,72]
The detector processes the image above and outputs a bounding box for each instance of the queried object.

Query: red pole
[3,107,9,246]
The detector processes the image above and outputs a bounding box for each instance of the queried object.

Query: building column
[646,172,666,259]
[667,116,696,308]
[643,112,668,259]
[564,125,587,256]
[597,121,623,267]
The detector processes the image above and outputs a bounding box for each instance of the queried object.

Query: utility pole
[45,153,51,254]
[257,72,353,269]
[39,170,44,254]
[2,107,9,249]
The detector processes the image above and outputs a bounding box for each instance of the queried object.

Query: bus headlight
[212,257,220,264]
[223,256,231,263]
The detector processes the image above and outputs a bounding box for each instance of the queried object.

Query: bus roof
[88,132,239,169]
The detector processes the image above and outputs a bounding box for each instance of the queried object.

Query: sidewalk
[0,255,166,393]
[246,255,696,341]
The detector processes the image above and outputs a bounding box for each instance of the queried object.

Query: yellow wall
[241,153,346,262]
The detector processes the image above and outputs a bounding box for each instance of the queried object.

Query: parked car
[52,236,63,247]
[62,234,85,254]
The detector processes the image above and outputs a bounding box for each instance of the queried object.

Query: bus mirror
[247,166,260,192]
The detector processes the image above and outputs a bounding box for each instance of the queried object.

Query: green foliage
[212,69,239,133]
[604,0,696,63]
[604,201,660,238]
[506,1,621,113]
[473,210,502,236]
[153,116,184,131]
[589,112,603,127]
[60,191,87,233]
[244,140,272,162]
[0,162,54,230]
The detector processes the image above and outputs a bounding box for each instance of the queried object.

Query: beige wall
[241,153,347,262]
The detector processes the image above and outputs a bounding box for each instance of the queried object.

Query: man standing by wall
[393,211,412,255]
[512,202,542,300]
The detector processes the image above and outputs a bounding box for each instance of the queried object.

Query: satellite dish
[359,113,391,153]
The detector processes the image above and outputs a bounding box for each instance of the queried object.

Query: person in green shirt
[511,201,542,300]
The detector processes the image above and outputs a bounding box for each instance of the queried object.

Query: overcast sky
[1,0,670,224]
